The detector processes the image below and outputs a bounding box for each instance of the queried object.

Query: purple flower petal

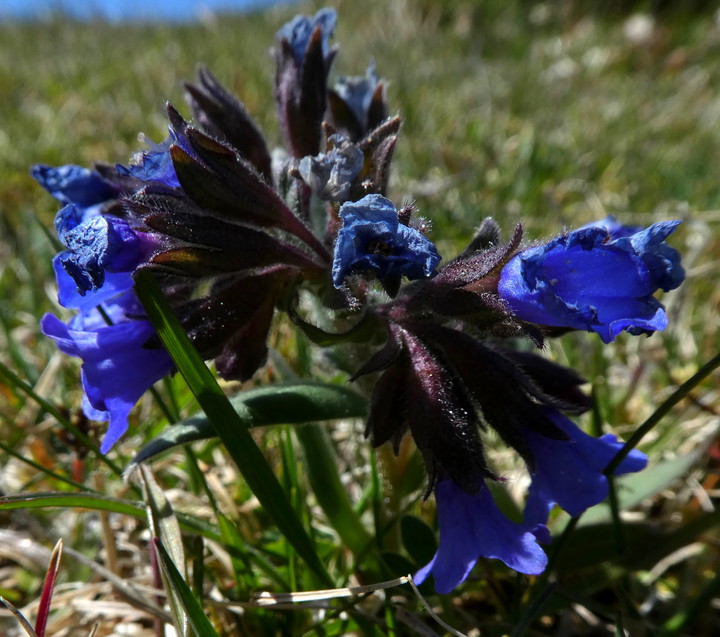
[53,254,135,312]
[55,205,144,295]
[117,129,197,189]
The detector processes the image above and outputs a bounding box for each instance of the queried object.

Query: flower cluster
[34,8,684,591]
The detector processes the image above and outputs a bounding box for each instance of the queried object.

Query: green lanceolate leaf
[140,466,188,637]
[135,271,334,588]
[153,539,222,637]
[294,424,373,556]
[400,515,437,567]
[126,382,367,472]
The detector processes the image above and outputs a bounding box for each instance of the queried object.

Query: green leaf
[552,521,662,572]
[126,382,367,472]
[381,551,416,579]
[153,539,222,637]
[217,512,262,591]
[294,424,372,556]
[139,466,188,637]
[134,271,334,587]
[554,508,720,576]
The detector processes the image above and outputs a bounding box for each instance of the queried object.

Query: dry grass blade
[61,546,172,623]
[0,596,39,637]
[249,575,468,637]
[407,577,469,637]
[250,575,412,606]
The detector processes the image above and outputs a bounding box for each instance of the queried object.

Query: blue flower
[277,7,336,66]
[579,215,642,239]
[31,164,116,207]
[523,409,648,525]
[497,221,684,343]
[415,478,548,593]
[52,253,135,312]
[332,194,441,290]
[55,204,145,295]
[297,135,363,201]
[117,127,198,189]
[332,62,381,130]
[41,291,173,453]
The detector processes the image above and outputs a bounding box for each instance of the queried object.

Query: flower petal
[524,409,648,524]
[40,292,173,452]
[416,479,547,593]
[498,221,684,342]
[31,164,116,206]
[332,194,441,289]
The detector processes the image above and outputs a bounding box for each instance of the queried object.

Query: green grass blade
[0,492,219,541]
[662,569,720,635]
[140,465,188,637]
[153,538,222,637]
[0,492,147,517]
[0,438,94,492]
[0,359,125,478]
[134,271,333,587]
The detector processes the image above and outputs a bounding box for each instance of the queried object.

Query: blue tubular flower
[523,409,648,526]
[31,164,116,207]
[274,9,337,159]
[415,478,548,593]
[52,254,134,312]
[332,63,380,128]
[332,194,441,291]
[497,221,684,343]
[277,7,337,65]
[40,291,173,453]
[297,135,363,201]
[118,136,180,189]
[55,204,144,295]
[117,123,199,189]
[579,214,641,238]
[328,62,388,142]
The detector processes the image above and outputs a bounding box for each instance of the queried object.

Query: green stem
[294,423,373,556]
[604,351,720,476]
